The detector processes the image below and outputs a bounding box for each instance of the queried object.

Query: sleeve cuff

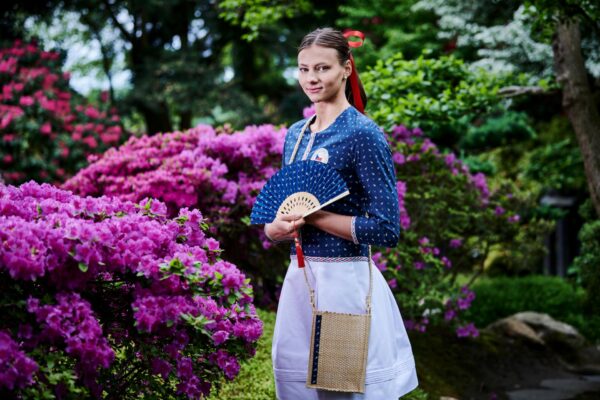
[264,225,276,242]
[351,216,359,244]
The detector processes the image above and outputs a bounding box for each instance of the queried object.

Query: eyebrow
[298,62,331,67]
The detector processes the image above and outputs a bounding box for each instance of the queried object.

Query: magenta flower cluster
[63,123,285,246]
[444,287,477,323]
[390,124,490,203]
[0,181,262,398]
[0,40,125,185]
[0,331,38,390]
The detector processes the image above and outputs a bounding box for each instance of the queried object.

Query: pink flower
[414,261,425,270]
[212,330,230,345]
[19,96,34,106]
[456,323,479,338]
[82,136,98,148]
[449,238,462,248]
[0,57,17,74]
[444,153,457,167]
[84,106,101,119]
[206,238,220,251]
[444,309,456,321]
[392,152,406,165]
[40,122,52,135]
[303,104,316,118]
[2,134,16,142]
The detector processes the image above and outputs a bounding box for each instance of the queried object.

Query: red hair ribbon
[343,30,365,114]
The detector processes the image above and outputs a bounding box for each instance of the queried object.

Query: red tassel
[293,230,305,268]
[343,30,366,114]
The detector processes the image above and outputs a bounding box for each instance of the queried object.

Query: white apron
[272,257,419,399]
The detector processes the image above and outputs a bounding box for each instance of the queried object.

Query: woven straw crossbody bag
[302,248,373,393]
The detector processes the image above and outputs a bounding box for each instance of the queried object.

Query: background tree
[9,0,347,134]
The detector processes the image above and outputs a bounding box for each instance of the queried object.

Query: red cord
[292,220,305,268]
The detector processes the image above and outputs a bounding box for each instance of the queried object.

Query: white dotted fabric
[282,106,400,259]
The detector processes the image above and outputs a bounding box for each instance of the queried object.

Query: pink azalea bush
[63,123,288,305]
[0,40,125,185]
[0,182,262,398]
[381,125,550,337]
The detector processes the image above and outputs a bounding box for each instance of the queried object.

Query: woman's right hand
[264,213,306,242]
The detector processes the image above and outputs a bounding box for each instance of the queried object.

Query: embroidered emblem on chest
[310,148,329,164]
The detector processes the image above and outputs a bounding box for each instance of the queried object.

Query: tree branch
[101,0,134,43]
[498,85,557,97]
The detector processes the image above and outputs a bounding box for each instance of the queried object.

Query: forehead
[298,45,340,65]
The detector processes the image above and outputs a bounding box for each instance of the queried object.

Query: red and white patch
[310,148,329,164]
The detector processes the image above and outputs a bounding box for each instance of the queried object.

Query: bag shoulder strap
[302,247,373,315]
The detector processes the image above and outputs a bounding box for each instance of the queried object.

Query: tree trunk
[553,19,600,217]
[179,110,192,131]
[137,100,172,135]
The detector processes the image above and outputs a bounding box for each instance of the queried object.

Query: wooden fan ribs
[277,192,321,216]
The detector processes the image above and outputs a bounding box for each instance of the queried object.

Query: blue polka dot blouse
[280,106,400,260]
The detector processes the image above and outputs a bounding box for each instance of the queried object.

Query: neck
[312,96,351,132]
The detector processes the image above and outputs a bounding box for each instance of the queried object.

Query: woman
[264,28,418,399]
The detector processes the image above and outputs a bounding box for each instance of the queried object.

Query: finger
[280,213,303,221]
[288,218,305,233]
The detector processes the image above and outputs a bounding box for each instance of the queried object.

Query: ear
[345,59,352,77]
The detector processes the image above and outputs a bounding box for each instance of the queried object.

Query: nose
[306,69,319,83]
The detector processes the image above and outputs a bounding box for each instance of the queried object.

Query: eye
[317,66,330,72]
[298,67,308,73]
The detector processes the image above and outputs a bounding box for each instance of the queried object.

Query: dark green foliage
[460,155,497,175]
[464,275,600,342]
[464,275,583,327]
[570,218,600,315]
[460,111,536,151]
[524,138,586,193]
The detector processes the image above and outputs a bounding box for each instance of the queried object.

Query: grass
[207,308,277,399]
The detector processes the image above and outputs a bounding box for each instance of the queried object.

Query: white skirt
[272,257,419,400]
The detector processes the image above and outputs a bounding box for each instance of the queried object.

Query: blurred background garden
[1,0,600,399]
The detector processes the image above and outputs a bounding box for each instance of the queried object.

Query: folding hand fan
[250,160,350,225]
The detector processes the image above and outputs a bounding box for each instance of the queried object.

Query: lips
[306,87,322,93]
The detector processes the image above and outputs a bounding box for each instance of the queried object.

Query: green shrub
[523,138,586,193]
[361,52,534,142]
[562,313,600,344]
[463,275,584,328]
[570,219,600,316]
